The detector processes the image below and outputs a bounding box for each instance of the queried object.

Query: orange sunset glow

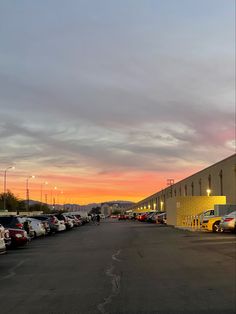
[3,164,211,205]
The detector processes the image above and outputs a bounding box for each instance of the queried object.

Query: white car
[22,217,46,238]
[219,211,236,232]
[0,224,6,254]
[57,219,66,231]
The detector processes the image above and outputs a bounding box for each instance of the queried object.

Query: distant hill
[101,200,134,206]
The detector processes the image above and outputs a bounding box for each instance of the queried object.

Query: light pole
[57,190,63,208]
[3,166,15,211]
[40,181,48,209]
[26,175,35,211]
[50,186,57,210]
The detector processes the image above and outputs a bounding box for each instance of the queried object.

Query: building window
[179,186,182,196]
[199,178,202,196]
[174,188,176,197]
[208,174,212,190]
[219,170,223,195]
[184,184,187,196]
[191,182,194,196]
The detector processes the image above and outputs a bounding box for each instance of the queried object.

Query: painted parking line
[197,236,236,241]
[194,241,236,245]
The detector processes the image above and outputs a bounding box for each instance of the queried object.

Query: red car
[138,213,148,222]
[118,214,126,220]
[6,228,29,248]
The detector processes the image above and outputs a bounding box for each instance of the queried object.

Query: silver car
[219,211,236,232]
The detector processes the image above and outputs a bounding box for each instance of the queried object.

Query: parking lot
[0,219,235,314]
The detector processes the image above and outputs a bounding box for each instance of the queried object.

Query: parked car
[219,211,236,233]
[66,215,81,227]
[46,215,66,232]
[156,212,167,224]
[146,212,157,223]
[110,215,117,219]
[138,213,149,222]
[21,217,46,238]
[74,214,86,225]
[201,216,222,232]
[0,215,25,229]
[29,216,51,234]
[73,215,83,226]
[6,228,29,248]
[0,223,6,254]
[4,228,11,248]
[118,214,127,220]
[54,213,73,230]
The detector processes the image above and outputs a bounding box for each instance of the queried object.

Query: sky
[0,0,235,204]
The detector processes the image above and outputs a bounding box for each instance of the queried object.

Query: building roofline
[135,153,236,205]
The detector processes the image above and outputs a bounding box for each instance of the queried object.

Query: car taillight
[224,218,234,222]
[15,223,23,228]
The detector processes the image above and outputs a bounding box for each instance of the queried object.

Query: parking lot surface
[0,220,235,314]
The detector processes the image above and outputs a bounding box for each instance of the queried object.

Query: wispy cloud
[0,0,235,203]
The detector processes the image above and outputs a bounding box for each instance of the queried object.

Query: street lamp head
[27,175,35,180]
[5,166,15,171]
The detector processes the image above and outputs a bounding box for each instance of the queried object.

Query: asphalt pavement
[0,219,235,314]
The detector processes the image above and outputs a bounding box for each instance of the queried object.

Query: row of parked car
[115,211,167,224]
[135,211,167,224]
[0,212,89,254]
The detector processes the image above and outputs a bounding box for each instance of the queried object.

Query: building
[129,154,236,224]
[101,201,134,216]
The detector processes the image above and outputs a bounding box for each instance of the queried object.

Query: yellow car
[201,216,222,232]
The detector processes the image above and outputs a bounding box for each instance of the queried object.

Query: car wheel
[212,222,220,233]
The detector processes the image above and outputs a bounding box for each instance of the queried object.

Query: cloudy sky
[0,0,235,204]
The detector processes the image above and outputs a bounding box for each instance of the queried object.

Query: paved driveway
[0,220,235,314]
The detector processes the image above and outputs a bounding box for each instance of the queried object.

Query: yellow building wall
[166,196,226,226]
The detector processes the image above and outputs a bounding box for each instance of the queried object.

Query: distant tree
[17,200,27,212]
[0,191,21,212]
[111,209,121,215]
[29,203,51,213]
[89,207,101,214]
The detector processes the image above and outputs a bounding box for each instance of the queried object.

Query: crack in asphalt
[97,250,121,314]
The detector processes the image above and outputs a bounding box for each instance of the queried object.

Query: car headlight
[15,233,23,238]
